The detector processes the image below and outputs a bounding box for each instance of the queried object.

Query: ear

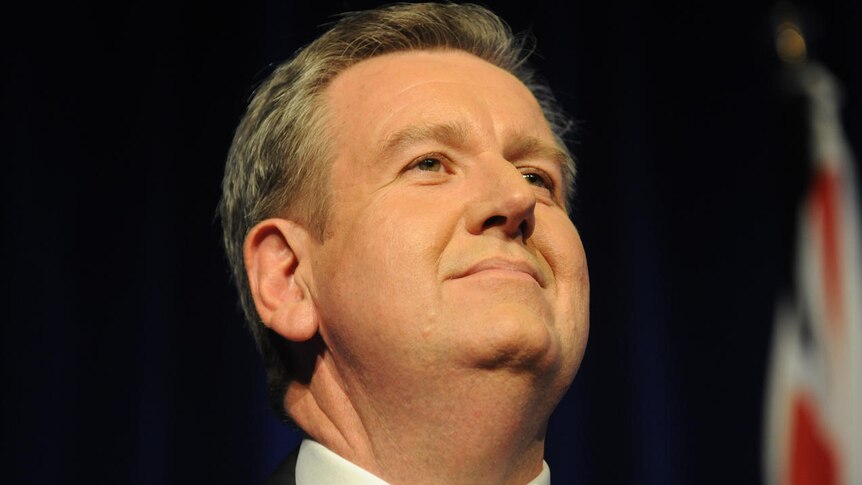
[244,218,319,342]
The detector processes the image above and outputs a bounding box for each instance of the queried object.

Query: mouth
[453,258,546,288]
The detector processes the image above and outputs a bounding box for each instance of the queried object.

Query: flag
[763,61,862,485]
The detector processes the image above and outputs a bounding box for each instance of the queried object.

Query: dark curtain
[3,0,859,483]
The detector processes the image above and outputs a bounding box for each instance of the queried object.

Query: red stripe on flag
[789,393,838,485]
[812,168,844,332]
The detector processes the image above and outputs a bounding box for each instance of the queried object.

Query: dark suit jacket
[264,448,299,485]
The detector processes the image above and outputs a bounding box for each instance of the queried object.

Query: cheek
[561,231,590,367]
[535,211,588,287]
[356,194,453,280]
[555,225,589,329]
[535,212,590,338]
[311,192,455,353]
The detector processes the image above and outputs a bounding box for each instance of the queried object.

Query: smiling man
[220,3,589,484]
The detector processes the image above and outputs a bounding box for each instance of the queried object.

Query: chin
[458,306,563,374]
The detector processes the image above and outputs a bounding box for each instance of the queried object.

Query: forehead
[328,49,533,100]
[323,50,556,159]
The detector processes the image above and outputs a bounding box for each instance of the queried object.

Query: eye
[402,153,452,182]
[414,157,443,172]
[522,171,551,190]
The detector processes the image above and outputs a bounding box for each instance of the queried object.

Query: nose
[465,158,537,240]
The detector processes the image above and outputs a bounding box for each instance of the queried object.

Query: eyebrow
[380,121,470,158]
[504,135,571,172]
[379,121,575,199]
[380,121,568,168]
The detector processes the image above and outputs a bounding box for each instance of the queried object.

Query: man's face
[307,50,588,400]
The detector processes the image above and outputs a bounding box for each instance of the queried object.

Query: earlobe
[244,219,319,342]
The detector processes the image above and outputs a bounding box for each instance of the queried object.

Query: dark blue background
[3,0,860,483]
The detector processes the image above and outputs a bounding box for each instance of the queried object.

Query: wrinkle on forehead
[327,50,537,114]
[324,50,567,185]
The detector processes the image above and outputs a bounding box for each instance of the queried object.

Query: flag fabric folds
[764,62,862,485]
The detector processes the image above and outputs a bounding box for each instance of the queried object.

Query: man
[220,3,589,484]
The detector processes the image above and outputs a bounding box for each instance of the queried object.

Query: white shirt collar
[296,439,388,485]
[295,438,551,485]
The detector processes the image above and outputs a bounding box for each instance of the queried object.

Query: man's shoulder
[264,447,300,485]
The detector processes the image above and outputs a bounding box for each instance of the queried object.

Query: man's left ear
[243,218,319,342]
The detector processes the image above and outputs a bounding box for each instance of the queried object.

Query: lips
[452,257,546,288]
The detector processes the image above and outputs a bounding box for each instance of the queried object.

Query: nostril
[482,215,506,230]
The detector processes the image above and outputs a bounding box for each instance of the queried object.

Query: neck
[286,352,561,485]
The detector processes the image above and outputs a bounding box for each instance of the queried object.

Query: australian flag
[763,55,862,485]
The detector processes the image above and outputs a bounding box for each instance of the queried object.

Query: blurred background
[3,0,860,483]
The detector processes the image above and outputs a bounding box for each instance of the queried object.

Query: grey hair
[219,2,575,419]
